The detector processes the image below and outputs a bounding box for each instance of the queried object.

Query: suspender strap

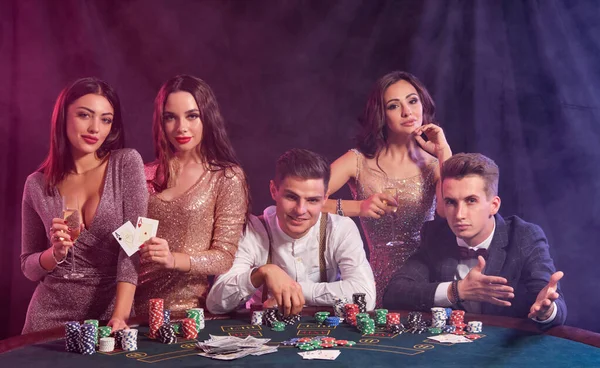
[319,212,328,283]
[257,215,273,303]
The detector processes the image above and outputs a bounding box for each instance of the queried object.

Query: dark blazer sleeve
[517,221,567,329]
[382,219,444,311]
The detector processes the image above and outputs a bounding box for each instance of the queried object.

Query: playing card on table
[298,350,341,360]
[134,217,159,246]
[112,221,138,256]
[427,334,473,343]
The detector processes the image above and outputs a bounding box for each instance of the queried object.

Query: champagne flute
[62,195,84,279]
[382,187,404,247]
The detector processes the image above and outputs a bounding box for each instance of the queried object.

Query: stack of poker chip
[405,312,428,334]
[182,318,198,339]
[388,323,405,334]
[467,321,483,333]
[83,319,99,345]
[98,337,115,352]
[374,309,388,326]
[271,321,285,331]
[149,298,165,339]
[97,326,112,344]
[264,307,279,328]
[357,316,375,334]
[442,325,456,333]
[251,311,264,325]
[323,316,341,328]
[113,329,125,349]
[171,321,182,334]
[163,309,171,325]
[445,308,453,322]
[121,329,138,351]
[352,293,367,313]
[158,323,177,344]
[281,313,302,326]
[80,323,97,355]
[430,307,447,328]
[333,296,348,320]
[386,313,401,329]
[64,321,81,353]
[186,308,205,331]
[287,336,357,350]
[355,313,370,331]
[344,303,359,326]
[386,313,404,334]
[449,310,467,334]
[193,308,206,330]
[314,311,330,325]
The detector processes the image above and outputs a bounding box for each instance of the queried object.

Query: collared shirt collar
[265,206,321,243]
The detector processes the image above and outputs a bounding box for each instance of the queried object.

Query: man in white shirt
[383,153,566,329]
[207,149,376,316]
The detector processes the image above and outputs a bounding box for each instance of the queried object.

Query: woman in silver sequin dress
[325,72,453,306]
[20,78,148,333]
[135,75,249,315]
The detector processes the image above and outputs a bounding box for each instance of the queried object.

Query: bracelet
[451,280,464,304]
[336,198,344,216]
[52,248,67,264]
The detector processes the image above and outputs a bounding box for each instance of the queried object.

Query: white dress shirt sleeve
[531,301,558,324]
[298,217,377,311]
[434,282,454,306]
[206,219,267,314]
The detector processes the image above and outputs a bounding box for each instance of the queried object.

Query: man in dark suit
[383,153,566,328]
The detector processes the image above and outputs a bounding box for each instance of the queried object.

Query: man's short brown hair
[274,148,330,193]
[441,153,499,198]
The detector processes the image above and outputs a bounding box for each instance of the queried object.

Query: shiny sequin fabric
[20,149,148,333]
[347,149,437,307]
[135,163,247,316]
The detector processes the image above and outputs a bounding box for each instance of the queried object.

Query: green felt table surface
[1,316,600,367]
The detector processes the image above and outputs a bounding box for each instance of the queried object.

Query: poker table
[1,308,599,367]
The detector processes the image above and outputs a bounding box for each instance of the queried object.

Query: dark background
[1,0,599,339]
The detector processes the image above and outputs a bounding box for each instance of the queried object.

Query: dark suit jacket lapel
[437,223,460,281]
[481,214,509,314]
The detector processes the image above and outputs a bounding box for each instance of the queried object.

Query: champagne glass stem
[71,245,76,274]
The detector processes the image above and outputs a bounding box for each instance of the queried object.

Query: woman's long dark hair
[151,75,250,223]
[39,77,124,195]
[356,71,436,159]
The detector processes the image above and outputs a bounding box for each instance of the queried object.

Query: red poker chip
[466,334,482,340]
[321,343,335,348]
[335,340,348,345]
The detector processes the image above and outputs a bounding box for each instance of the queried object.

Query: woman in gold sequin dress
[135,75,249,315]
[325,72,452,306]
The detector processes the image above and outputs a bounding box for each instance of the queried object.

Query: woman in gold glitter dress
[135,75,249,315]
[324,71,452,306]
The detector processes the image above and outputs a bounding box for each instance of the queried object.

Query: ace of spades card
[112,221,137,256]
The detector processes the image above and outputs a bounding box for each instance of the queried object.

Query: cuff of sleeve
[27,252,51,281]
[531,301,558,324]
[297,281,315,305]
[434,282,454,307]
[239,267,259,297]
